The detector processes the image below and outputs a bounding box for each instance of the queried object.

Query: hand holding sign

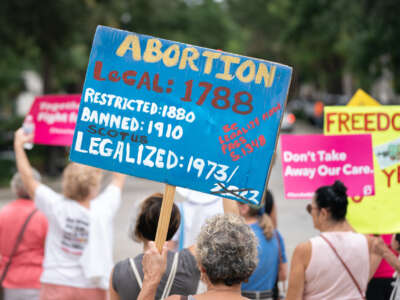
[14,128,34,149]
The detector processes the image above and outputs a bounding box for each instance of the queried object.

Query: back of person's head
[315,180,348,221]
[62,163,102,202]
[241,203,274,240]
[196,214,258,287]
[263,189,274,216]
[132,193,180,242]
[11,169,41,199]
[394,234,400,251]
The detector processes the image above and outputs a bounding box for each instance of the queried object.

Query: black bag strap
[274,230,283,300]
[275,230,283,264]
[0,208,38,283]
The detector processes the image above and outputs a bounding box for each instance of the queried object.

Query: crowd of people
[0,128,399,300]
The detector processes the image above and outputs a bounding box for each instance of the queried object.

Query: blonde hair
[247,204,274,240]
[62,163,102,201]
[258,213,274,240]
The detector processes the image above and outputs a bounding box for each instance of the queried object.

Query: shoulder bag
[0,208,38,300]
[274,231,286,300]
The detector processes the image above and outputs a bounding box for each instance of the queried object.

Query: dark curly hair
[315,180,348,221]
[133,193,180,242]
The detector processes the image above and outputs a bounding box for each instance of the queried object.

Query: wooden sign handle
[155,184,176,252]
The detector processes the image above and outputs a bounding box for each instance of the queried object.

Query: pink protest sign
[27,95,80,146]
[280,134,375,199]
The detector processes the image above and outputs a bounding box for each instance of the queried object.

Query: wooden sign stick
[155,184,176,253]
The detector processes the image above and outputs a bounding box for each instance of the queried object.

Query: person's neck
[79,198,91,209]
[244,215,258,225]
[206,283,242,294]
[319,220,353,232]
[18,197,32,201]
[143,240,151,252]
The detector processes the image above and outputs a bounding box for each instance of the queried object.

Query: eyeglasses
[306,204,318,214]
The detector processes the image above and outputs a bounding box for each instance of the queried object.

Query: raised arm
[13,128,40,199]
[110,172,126,189]
[285,241,311,300]
[368,235,400,279]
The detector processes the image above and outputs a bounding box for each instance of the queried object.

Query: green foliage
[1,0,400,98]
[0,159,15,187]
[0,0,238,98]
[226,0,400,95]
[0,0,400,180]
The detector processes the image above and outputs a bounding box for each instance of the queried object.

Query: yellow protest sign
[324,106,400,233]
[347,89,380,107]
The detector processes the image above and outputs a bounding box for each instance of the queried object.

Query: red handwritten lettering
[377,113,389,131]
[364,113,375,131]
[382,168,395,188]
[351,113,363,130]
[108,71,120,82]
[94,61,106,81]
[325,112,336,132]
[392,113,400,131]
[351,196,363,203]
[122,70,137,85]
[152,74,163,93]
[338,113,350,132]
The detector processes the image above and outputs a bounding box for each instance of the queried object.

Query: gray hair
[11,170,41,199]
[196,214,258,286]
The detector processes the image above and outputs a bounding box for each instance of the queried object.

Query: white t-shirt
[35,184,121,289]
[173,188,223,249]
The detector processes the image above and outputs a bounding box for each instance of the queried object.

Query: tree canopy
[1,0,400,105]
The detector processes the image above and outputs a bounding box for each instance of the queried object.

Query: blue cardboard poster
[70,26,292,205]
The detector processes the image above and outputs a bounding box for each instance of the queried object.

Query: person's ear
[319,207,329,220]
[199,265,206,274]
[197,263,209,283]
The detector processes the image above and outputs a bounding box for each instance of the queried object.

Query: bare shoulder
[294,241,312,256]
[293,241,312,267]
[364,234,377,252]
[165,295,182,300]
[187,245,196,257]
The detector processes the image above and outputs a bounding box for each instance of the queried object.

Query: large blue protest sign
[70,26,292,205]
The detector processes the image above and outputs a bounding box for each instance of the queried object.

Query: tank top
[180,296,196,300]
[304,232,369,300]
[112,249,200,300]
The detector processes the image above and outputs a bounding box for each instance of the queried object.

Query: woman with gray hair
[0,171,48,300]
[137,213,258,300]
